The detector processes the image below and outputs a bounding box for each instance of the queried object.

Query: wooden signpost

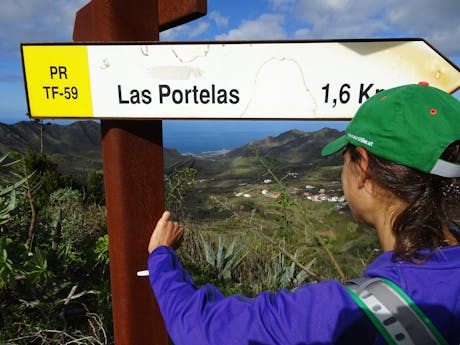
[19,2,460,344]
[72,1,206,344]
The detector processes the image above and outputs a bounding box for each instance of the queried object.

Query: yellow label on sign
[22,45,93,117]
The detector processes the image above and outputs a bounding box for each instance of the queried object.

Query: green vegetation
[1,151,109,344]
[0,146,380,344]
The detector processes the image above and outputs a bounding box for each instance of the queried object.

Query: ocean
[162,120,348,154]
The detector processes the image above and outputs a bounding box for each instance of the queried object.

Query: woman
[147,83,460,344]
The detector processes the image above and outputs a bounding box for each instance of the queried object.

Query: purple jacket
[148,245,460,344]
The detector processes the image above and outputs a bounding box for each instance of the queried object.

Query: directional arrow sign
[21,39,460,120]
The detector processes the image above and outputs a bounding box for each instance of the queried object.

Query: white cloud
[209,11,229,27]
[293,1,388,37]
[160,21,210,41]
[266,0,296,11]
[385,0,460,55]
[215,14,287,40]
[291,0,460,56]
[293,28,311,39]
[160,26,184,41]
[0,0,87,57]
[189,22,210,38]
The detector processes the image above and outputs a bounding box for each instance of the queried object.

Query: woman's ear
[355,146,370,187]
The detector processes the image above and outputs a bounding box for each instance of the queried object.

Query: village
[232,172,347,207]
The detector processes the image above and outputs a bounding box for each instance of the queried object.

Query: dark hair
[347,141,460,262]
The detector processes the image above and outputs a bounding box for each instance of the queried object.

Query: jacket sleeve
[148,246,369,345]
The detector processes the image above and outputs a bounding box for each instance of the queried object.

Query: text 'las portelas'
[117,84,240,105]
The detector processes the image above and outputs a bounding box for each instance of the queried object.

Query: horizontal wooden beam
[74,0,207,41]
[159,0,207,32]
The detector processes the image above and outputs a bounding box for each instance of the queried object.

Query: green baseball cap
[321,83,460,177]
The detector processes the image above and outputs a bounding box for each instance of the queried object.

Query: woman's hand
[148,211,184,254]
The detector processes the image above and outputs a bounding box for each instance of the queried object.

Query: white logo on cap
[347,133,374,147]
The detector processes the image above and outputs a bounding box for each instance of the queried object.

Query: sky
[1,0,460,126]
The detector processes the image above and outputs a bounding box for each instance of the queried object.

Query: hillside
[0,121,344,184]
[0,121,102,181]
[222,128,343,172]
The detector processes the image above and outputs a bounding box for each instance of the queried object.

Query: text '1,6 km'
[321,83,385,108]
[21,39,460,120]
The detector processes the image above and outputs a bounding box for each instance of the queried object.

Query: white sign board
[21,39,460,119]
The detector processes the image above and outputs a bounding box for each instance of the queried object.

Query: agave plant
[0,189,16,225]
[266,251,314,291]
[0,153,19,225]
[201,235,249,282]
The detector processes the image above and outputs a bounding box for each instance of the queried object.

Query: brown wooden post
[73,1,206,344]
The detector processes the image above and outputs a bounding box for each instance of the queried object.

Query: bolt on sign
[21,39,460,120]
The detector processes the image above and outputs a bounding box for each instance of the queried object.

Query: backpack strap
[345,277,448,345]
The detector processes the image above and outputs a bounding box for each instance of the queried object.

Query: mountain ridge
[0,121,344,183]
